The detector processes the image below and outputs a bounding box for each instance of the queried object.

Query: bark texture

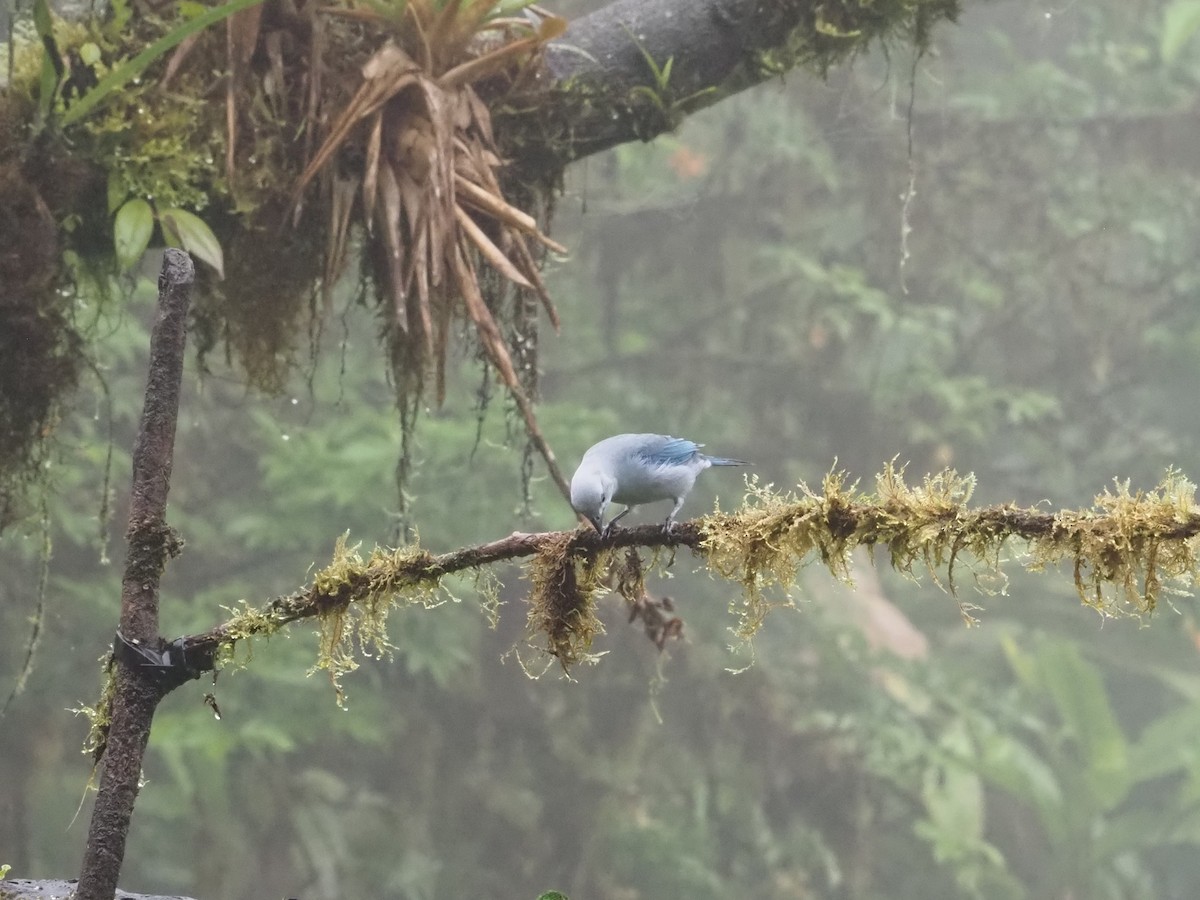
[501,0,960,169]
[74,250,195,900]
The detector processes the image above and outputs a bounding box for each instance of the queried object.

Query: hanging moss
[191,201,328,392]
[0,163,83,530]
[0,4,576,526]
[526,534,609,670]
[754,0,962,79]
[704,464,1200,640]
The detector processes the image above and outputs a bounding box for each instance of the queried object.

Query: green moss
[474,568,504,628]
[72,652,117,766]
[754,0,962,80]
[526,534,610,672]
[1032,470,1199,615]
[70,463,1197,715]
[213,534,454,705]
[704,464,1200,641]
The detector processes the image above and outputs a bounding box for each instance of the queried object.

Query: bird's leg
[602,506,633,538]
[662,496,686,532]
[609,506,633,528]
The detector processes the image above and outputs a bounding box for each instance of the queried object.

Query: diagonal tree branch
[501,0,961,170]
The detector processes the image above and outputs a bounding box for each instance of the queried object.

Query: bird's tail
[705,455,749,467]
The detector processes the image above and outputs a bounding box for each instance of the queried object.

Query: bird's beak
[586,515,604,534]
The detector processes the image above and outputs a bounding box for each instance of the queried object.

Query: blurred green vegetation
[7,1,1200,898]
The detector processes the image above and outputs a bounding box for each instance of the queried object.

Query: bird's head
[569,467,610,533]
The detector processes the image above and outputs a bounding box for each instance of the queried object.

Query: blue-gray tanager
[570,433,748,534]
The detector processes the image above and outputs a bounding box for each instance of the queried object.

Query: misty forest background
[6,0,1200,898]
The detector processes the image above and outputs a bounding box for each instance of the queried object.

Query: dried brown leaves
[290,1,571,497]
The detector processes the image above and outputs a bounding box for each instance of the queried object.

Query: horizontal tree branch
[177,520,699,671]
[153,467,1200,687]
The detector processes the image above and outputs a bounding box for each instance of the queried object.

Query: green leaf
[622,23,669,90]
[999,633,1038,688]
[60,0,266,128]
[106,0,132,36]
[1093,802,1200,858]
[107,171,129,215]
[970,722,1067,846]
[1162,0,1200,63]
[1036,640,1130,811]
[159,208,224,278]
[536,893,569,900]
[33,0,62,124]
[1126,701,1200,784]
[32,0,51,35]
[629,85,666,112]
[924,723,986,841]
[113,199,154,272]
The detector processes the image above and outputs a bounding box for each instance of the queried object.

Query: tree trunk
[74,251,195,900]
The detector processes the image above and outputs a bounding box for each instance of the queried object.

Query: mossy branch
[509,0,962,169]
[177,524,691,693]
[706,465,1200,641]
[164,464,1200,691]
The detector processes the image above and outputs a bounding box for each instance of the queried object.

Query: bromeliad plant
[292,0,572,496]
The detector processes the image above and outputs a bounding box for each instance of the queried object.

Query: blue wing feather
[639,436,702,466]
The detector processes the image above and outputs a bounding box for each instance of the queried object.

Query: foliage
[0,0,970,542]
[8,1,1200,899]
[911,632,1200,898]
[1162,0,1200,62]
[0,0,575,523]
[56,0,266,129]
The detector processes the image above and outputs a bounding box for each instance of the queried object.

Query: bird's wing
[638,436,701,466]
